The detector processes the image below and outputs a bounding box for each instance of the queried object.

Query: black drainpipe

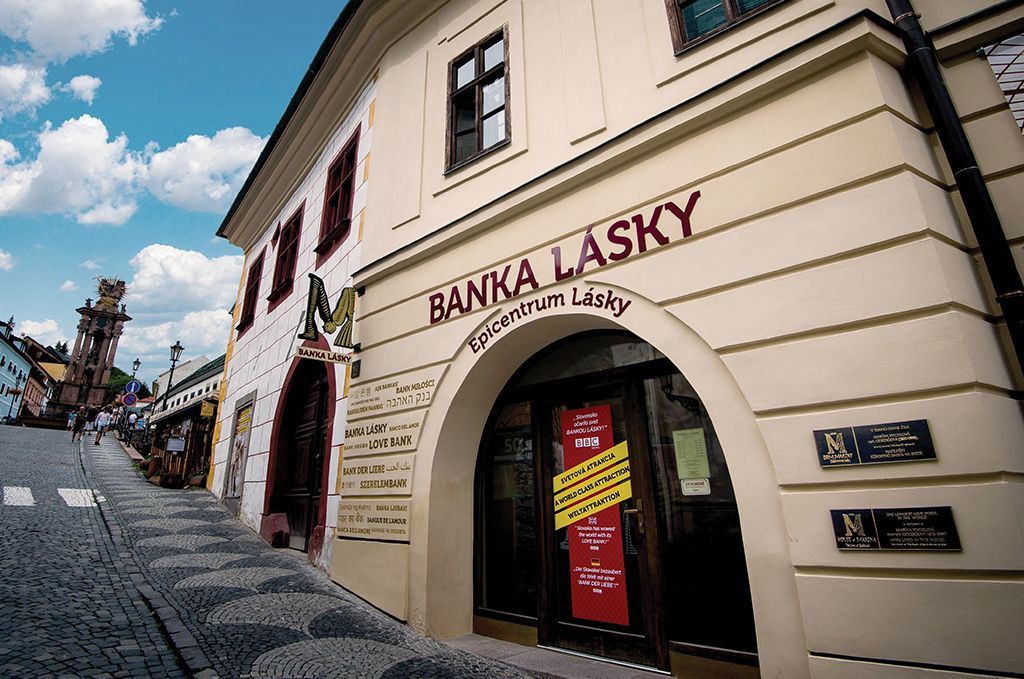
[886,0,1024,373]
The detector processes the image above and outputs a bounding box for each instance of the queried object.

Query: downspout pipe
[886,0,1024,373]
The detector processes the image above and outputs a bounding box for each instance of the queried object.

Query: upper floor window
[315,128,360,263]
[236,248,265,335]
[268,205,304,308]
[668,0,782,52]
[447,29,509,171]
[983,35,1024,133]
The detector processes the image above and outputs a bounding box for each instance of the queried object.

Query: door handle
[622,498,644,535]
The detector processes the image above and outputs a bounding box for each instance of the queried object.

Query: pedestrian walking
[71,406,87,441]
[66,411,75,431]
[94,406,113,445]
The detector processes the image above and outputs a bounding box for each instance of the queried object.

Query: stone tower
[55,278,132,411]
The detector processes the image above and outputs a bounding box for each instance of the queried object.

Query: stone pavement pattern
[0,426,184,678]
[1,426,537,678]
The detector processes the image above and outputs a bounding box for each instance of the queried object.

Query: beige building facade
[215,1,1024,677]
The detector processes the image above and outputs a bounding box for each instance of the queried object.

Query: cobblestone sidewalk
[81,433,534,679]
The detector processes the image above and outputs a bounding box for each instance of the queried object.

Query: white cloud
[62,74,101,104]
[0,248,14,270]
[20,318,66,346]
[125,243,242,314]
[119,309,233,381]
[113,244,240,380]
[58,279,77,291]
[0,114,145,225]
[0,0,163,62]
[79,258,101,269]
[77,202,136,224]
[147,127,266,212]
[0,63,49,119]
[0,116,265,224]
[120,309,233,357]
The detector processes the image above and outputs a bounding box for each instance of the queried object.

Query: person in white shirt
[94,406,113,445]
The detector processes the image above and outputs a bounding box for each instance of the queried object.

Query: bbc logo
[575,436,600,449]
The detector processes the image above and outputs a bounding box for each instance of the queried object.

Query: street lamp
[131,358,141,378]
[161,340,184,412]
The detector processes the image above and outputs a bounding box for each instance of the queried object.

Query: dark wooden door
[535,383,668,670]
[274,363,329,552]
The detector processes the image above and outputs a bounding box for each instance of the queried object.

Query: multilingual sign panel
[343,411,426,458]
[814,420,936,467]
[336,499,411,542]
[338,454,415,497]
[346,366,445,420]
[830,506,961,551]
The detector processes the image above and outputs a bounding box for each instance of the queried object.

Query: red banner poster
[560,405,630,627]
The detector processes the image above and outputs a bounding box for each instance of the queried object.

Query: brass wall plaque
[831,507,961,551]
[815,420,936,467]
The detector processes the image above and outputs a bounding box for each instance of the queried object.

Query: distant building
[151,355,211,402]
[0,318,31,422]
[18,335,69,417]
[148,355,225,487]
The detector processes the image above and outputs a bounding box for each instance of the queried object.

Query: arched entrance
[475,331,756,675]
[267,358,331,552]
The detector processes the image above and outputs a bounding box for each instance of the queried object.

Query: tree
[53,341,68,354]
[107,366,152,402]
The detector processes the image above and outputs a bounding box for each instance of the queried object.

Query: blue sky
[0,1,343,382]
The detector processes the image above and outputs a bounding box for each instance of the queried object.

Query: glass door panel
[541,389,661,668]
[478,401,538,618]
[642,373,757,655]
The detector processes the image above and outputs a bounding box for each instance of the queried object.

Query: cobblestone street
[0,426,535,678]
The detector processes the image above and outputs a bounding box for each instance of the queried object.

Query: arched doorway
[475,331,757,676]
[268,359,330,552]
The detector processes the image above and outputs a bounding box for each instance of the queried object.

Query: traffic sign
[123,393,138,407]
[125,379,142,394]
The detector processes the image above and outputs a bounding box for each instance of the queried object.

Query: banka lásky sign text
[427,191,701,324]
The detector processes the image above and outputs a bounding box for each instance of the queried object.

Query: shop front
[475,331,757,675]
[339,268,807,676]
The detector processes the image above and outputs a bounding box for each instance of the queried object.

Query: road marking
[57,488,96,507]
[3,486,35,506]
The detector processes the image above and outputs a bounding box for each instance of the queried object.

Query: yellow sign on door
[554,479,633,530]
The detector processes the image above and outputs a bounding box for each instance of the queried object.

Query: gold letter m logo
[824,431,847,455]
[842,512,866,537]
[297,273,355,348]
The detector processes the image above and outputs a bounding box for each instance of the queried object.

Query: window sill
[266,278,294,313]
[444,137,511,176]
[313,220,351,256]
[266,278,293,302]
[234,317,254,337]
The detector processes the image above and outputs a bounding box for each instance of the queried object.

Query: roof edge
[217,0,366,241]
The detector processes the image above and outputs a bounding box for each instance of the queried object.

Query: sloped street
[0,427,531,678]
